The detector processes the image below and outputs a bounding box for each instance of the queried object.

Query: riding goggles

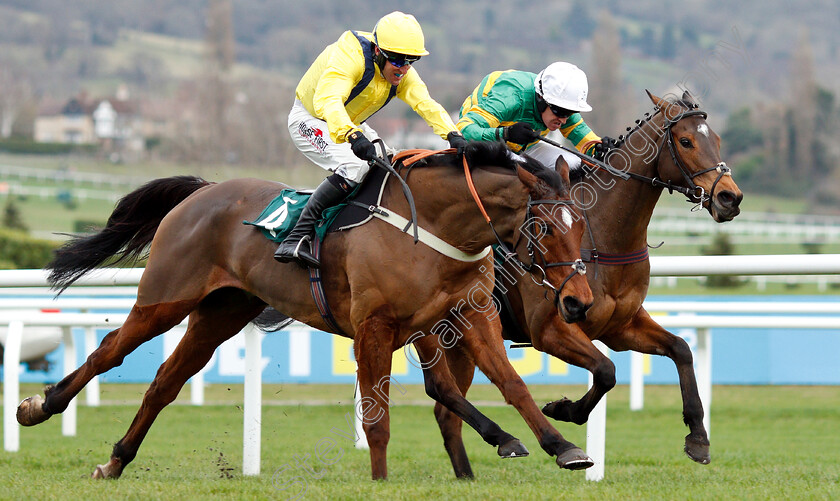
[547,104,575,119]
[379,48,421,68]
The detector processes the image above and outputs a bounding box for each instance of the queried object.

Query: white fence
[1,256,839,481]
[650,207,840,242]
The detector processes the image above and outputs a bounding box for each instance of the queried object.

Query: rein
[541,103,731,268]
[459,155,586,304]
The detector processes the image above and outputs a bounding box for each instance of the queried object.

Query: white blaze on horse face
[561,207,573,230]
[697,124,709,137]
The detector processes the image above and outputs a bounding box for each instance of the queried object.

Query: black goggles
[379,48,421,68]
[547,103,575,119]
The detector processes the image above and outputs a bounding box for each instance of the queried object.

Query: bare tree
[205,0,235,73]
[588,10,627,136]
[195,0,235,163]
[788,29,817,176]
[0,56,33,138]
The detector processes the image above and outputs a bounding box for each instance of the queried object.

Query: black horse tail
[47,176,212,293]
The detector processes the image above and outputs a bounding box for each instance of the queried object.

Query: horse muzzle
[559,295,591,323]
[710,189,743,222]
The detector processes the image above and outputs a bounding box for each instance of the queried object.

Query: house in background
[34,87,147,153]
[34,97,97,144]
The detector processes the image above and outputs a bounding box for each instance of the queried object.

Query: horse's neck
[585,118,668,253]
[384,167,525,253]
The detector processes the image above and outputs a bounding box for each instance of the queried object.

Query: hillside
[2,0,838,114]
[0,0,838,210]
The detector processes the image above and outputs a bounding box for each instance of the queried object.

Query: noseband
[496,197,587,308]
[459,156,586,307]
[661,109,731,211]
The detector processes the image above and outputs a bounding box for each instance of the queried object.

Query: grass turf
[1,383,838,500]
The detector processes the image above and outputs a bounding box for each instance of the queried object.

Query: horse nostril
[717,190,742,209]
[562,296,589,320]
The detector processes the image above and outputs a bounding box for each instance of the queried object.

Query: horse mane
[407,141,566,195]
[615,95,701,149]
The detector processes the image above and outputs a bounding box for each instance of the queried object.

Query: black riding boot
[273,178,349,268]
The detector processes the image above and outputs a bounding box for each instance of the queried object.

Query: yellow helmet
[372,11,429,56]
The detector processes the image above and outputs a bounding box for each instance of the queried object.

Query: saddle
[242,165,388,243]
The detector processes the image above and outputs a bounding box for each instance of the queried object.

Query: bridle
[460,156,587,308]
[603,105,732,213]
[501,197,587,308]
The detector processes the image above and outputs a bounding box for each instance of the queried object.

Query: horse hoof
[16,395,51,426]
[555,447,594,470]
[685,434,711,464]
[91,460,123,479]
[541,398,572,422]
[498,438,529,458]
[91,465,107,479]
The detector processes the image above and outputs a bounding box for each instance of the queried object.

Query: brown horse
[433,90,743,478]
[16,142,595,480]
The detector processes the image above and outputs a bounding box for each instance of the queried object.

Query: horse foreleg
[601,308,710,464]
[413,336,527,479]
[459,311,593,470]
[92,293,264,479]
[17,301,193,427]
[354,313,396,480]
[536,322,616,425]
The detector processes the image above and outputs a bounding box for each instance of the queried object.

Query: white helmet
[534,62,592,112]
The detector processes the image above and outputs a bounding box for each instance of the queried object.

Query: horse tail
[47,176,212,293]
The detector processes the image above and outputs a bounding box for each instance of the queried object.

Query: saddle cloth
[243,166,388,243]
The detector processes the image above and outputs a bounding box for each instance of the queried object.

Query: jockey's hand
[347,130,377,161]
[447,131,468,157]
[503,122,539,144]
[592,136,619,161]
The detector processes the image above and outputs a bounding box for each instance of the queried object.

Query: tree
[701,233,743,288]
[588,11,627,135]
[197,0,235,163]
[566,0,597,41]
[721,108,763,156]
[3,199,28,232]
[788,29,817,177]
[205,0,235,72]
[660,25,677,60]
[0,56,33,138]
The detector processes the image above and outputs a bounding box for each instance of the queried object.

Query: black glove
[503,121,539,144]
[347,130,377,161]
[447,131,468,156]
[592,136,618,161]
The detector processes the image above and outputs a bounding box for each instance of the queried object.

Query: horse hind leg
[92,289,265,479]
[17,300,196,427]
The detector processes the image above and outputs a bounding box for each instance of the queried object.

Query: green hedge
[0,138,98,155]
[0,228,59,269]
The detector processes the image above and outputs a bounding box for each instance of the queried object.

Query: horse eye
[679,138,693,148]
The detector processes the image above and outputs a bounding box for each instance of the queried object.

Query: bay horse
[16,142,595,480]
[433,90,743,478]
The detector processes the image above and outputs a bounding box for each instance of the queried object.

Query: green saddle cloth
[243,189,348,243]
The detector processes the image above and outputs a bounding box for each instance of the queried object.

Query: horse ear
[554,155,571,189]
[682,89,697,106]
[645,89,668,109]
[516,165,540,190]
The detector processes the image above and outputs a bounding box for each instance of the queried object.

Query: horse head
[511,155,593,323]
[644,90,743,222]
